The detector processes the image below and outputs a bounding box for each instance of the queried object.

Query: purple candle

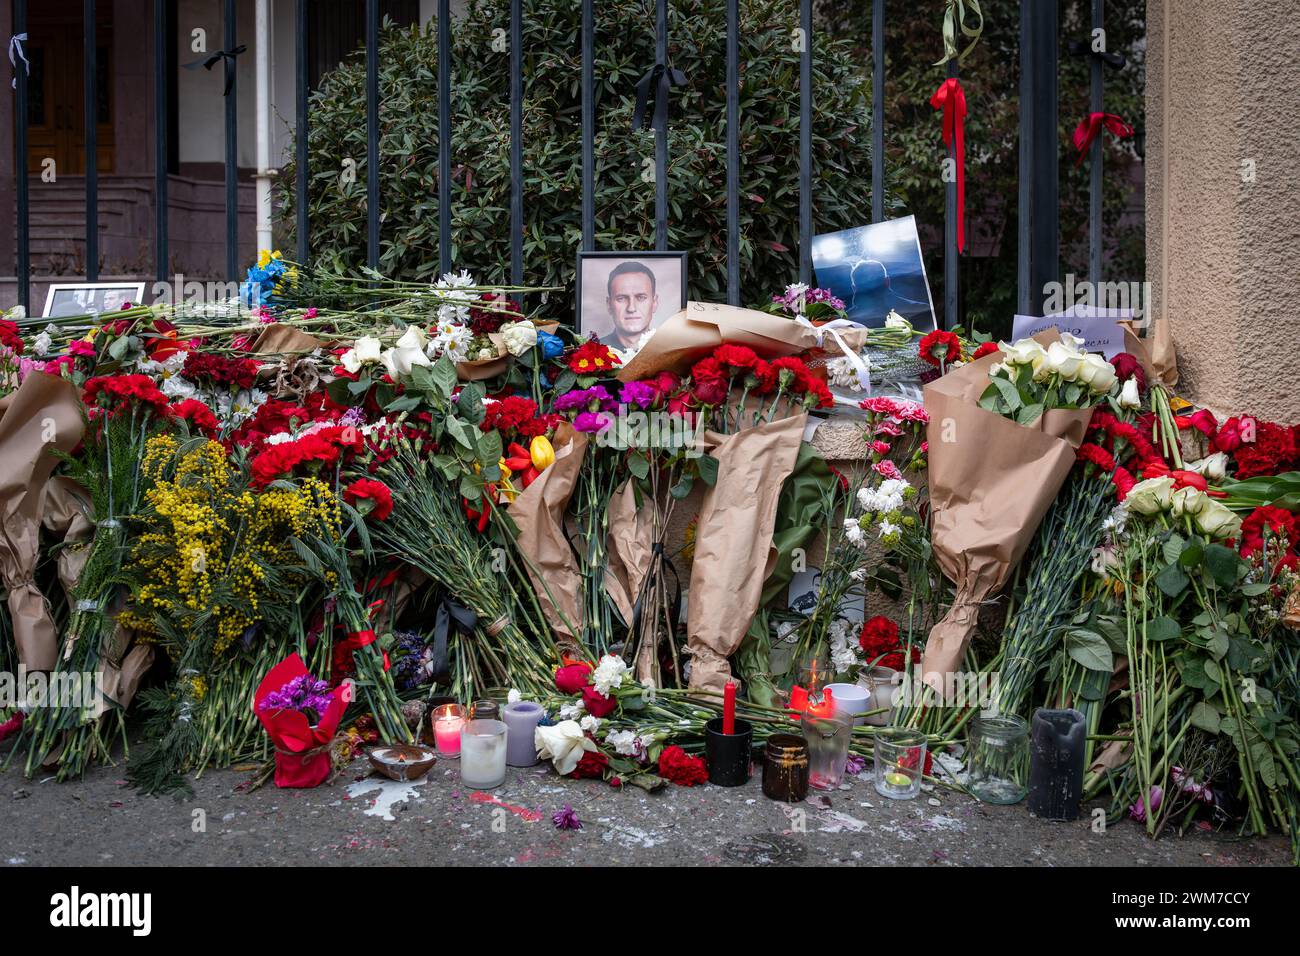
[503,701,544,767]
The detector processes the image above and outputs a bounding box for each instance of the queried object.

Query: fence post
[438,0,452,274]
[1017,0,1059,317]
[84,0,98,281]
[872,0,885,223]
[798,0,812,284]
[581,0,594,253]
[510,0,523,288]
[155,0,169,284]
[295,0,309,265]
[366,0,380,273]
[224,0,238,282]
[15,0,30,310]
[1088,0,1104,286]
[943,58,959,330]
[725,0,739,304]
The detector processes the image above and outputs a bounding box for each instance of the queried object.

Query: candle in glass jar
[459,718,508,789]
[431,704,465,758]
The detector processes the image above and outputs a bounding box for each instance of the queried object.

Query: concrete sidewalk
[0,748,1290,867]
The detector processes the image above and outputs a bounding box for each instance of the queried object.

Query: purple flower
[619,380,658,410]
[844,753,867,776]
[1128,785,1163,822]
[573,411,611,433]
[258,673,335,717]
[552,804,582,830]
[553,386,615,415]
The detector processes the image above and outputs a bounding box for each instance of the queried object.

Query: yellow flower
[530,435,555,471]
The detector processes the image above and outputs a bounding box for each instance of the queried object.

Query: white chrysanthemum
[160,375,197,401]
[843,517,867,548]
[32,327,54,357]
[558,701,585,721]
[591,654,629,697]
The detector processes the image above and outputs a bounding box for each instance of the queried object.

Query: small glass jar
[471,699,500,721]
[873,727,927,800]
[967,713,1030,805]
[459,718,508,789]
[431,703,466,759]
[763,734,810,802]
[801,713,852,791]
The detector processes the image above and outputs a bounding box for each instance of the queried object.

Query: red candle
[806,686,836,719]
[789,685,809,715]
[723,680,736,735]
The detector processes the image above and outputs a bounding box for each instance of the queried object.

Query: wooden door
[24,20,115,176]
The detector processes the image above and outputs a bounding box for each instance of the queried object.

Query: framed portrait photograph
[576,251,688,351]
[43,282,147,319]
[811,216,937,331]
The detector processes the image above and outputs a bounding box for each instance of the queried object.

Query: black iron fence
[9,0,1113,329]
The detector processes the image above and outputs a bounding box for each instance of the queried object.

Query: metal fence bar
[84,0,98,281]
[943,58,958,329]
[654,0,668,250]
[438,0,452,274]
[14,0,29,310]
[581,0,594,252]
[366,0,380,272]
[1017,0,1059,316]
[295,0,309,264]
[871,0,885,223]
[725,0,739,304]
[154,0,168,283]
[224,0,238,282]
[1088,0,1104,285]
[509,0,523,287]
[798,0,812,284]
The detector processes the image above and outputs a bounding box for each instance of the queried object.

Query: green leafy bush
[280,0,878,321]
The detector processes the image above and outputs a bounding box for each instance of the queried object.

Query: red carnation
[570,749,609,780]
[554,662,593,695]
[859,615,916,670]
[713,343,761,371]
[918,329,961,367]
[0,319,25,354]
[167,398,220,437]
[1076,442,1117,473]
[82,374,170,412]
[1111,465,1137,501]
[1239,506,1297,557]
[1234,420,1296,479]
[973,341,999,360]
[343,478,394,521]
[658,745,708,787]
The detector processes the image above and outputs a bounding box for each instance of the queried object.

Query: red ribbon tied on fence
[930,78,968,254]
[1072,112,1134,165]
[344,629,390,671]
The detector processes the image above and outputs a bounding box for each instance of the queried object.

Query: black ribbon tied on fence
[632,61,688,133]
[1067,39,1126,71]
[183,44,248,96]
[429,598,478,684]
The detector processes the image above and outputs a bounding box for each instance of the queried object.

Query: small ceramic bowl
[368,743,438,782]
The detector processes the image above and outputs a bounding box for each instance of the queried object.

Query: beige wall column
[1146,0,1300,424]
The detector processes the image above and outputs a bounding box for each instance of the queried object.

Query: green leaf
[1065,628,1113,672]
[697,453,719,486]
[626,451,650,480]
[1189,701,1221,735]
[430,356,457,399]
[1207,628,1230,660]
[990,374,1022,412]
[1204,543,1240,588]
[1146,615,1182,642]
[476,428,503,468]
[1154,563,1189,597]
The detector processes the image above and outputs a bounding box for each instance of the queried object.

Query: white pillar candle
[459,719,508,789]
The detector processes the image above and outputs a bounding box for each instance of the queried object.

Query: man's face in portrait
[606,268,658,349]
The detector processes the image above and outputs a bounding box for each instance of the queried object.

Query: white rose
[1187,452,1228,483]
[354,335,383,364]
[1194,497,1242,539]
[5,305,26,320]
[1079,354,1117,394]
[500,320,537,357]
[535,720,598,776]
[999,339,1048,373]
[1118,376,1141,409]
[885,310,908,330]
[1171,486,1208,517]
[1125,475,1176,516]
[1044,341,1084,381]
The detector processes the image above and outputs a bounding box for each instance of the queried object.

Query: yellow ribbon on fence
[934,0,984,67]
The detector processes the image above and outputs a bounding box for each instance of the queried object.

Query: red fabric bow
[1072,112,1133,165]
[930,78,968,254]
[342,628,390,671]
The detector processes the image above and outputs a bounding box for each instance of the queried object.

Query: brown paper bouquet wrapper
[457,320,562,381]
[920,331,1094,692]
[508,422,588,648]
[250,323,326,355]
[685,412,807,692]
[0,373,86,671]
[1119,318,1178,388]
[617,302,870,382]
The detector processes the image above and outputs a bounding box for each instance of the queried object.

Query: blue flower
[537,329,564,360]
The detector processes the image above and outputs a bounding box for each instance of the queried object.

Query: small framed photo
[43,282,146,319]
[576,251,687,350]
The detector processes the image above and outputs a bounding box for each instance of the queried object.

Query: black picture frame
[575,250,688,350]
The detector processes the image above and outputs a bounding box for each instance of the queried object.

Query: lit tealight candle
[432,704,465,758]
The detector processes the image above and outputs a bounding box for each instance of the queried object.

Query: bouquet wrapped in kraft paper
[617,301,870,382]
[921,331,1093,693]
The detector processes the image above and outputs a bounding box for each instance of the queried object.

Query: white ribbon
[795,315,872,394]
[9,33,29,89]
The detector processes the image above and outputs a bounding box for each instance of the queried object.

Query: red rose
[972,341,999,360]
[1176,409,1218,440]
[554,662,592,695]
[581,684,618,718]
[343,478,394,521]
[1109,352,1147,393]
[1213,416,1247,454]
[658,745,708,787]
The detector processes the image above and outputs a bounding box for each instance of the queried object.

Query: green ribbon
[934,0,984,67]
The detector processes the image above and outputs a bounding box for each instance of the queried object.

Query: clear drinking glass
[800,713,852,791]
[966,713,1030,804]
[873,728,927,800]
